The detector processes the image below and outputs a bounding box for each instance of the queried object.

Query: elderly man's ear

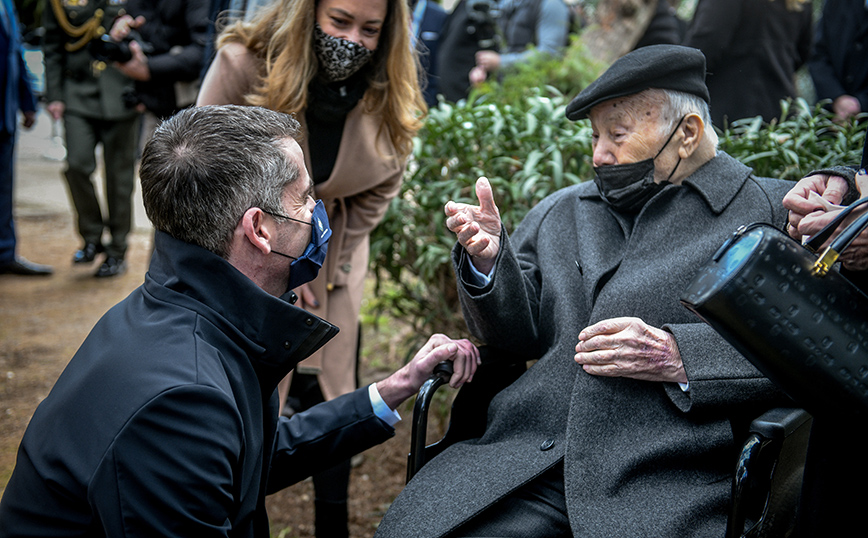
[676,113,705,159]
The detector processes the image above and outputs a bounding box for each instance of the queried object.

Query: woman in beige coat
[197,0,425,535]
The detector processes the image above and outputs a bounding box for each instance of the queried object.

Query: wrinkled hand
[114,40,151,81]
[444,177,502,274]
[783,173,850,240]
[575,317,686,384]
[376,334,480,410]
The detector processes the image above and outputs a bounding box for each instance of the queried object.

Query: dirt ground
[0,112,441,538]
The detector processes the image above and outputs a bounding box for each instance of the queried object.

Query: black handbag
[680,195,868,417]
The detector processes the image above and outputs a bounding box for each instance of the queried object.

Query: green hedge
[369,90,867,347]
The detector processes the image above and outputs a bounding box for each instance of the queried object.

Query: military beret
[565,45,710,121]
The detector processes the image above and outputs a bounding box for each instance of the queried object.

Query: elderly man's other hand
[445,177,502,274]
[783,173,850,240]
[575,317,687,384]
[376,335,480,410]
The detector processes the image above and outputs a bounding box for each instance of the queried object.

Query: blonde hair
[216,0,426,158]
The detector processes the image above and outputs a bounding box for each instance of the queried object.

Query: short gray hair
[140,105,302,258]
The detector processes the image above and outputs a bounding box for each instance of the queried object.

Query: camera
[467,0,500,25]
[465,0,502,49]
[89,31,154,64]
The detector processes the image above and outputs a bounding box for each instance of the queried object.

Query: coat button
[540,439,555,451]
[305,317,314,326]
[284,341,292,350]
[340,263,352,273]
[327,283,335,291]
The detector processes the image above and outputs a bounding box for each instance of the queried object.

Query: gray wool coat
[375,152,795,537]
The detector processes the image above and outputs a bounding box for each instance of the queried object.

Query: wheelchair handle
[433,360,454,381]
[407,361,453,482]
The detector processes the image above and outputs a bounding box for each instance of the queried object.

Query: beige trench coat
[198,43,404,400]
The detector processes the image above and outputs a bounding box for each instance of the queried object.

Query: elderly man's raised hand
[376,334,480,411]
[575,317,687,384]
[445,177,502,274]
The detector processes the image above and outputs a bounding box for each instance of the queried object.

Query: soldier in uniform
[43,0,140,277]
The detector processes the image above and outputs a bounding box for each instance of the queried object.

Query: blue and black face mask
[271,199,332,292]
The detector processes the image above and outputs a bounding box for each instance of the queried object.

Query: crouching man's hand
[376,334,480,411]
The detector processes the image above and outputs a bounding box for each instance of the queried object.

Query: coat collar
[144,231,339,386]
[679,151,754,214]
[577,151,753,215]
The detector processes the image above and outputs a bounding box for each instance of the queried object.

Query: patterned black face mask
[592,116,685,214]
[313,24,375,82]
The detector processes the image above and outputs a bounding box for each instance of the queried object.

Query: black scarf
[305,69,370,183]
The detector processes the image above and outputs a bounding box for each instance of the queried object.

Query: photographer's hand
[115,40,151,81]
[475,50,501,72]
[109,14,146,42]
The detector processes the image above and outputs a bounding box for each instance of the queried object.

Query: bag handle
[809,197,868,276]
[804,131,868,275]
[805,195,868,251]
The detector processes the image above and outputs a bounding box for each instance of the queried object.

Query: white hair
[656,89,719,148]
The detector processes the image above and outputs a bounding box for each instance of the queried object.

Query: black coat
[809,0,868,112]
[375,153,794,538]
[418,1,448,106]
[683,0,813,127]
[0,231,394,537]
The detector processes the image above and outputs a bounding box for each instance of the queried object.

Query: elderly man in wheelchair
[374,45,821,538]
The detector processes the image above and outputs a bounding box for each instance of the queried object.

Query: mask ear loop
[260,208,313,261]
[654,115,686,182]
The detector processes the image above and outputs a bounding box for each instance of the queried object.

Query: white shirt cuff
[465,255,493,286]
[368,383,401,427]
[678,381,690,392]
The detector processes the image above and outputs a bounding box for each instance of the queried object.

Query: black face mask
[593,116,685,214]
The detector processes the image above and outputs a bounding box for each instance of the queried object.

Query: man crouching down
[0,105,478,537]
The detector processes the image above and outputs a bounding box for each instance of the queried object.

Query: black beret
[565,45,710,121]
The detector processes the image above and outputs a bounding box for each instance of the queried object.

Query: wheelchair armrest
[406,346,527,483]
[726,407,813,538]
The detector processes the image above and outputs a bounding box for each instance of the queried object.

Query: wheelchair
[407,347,812,538]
